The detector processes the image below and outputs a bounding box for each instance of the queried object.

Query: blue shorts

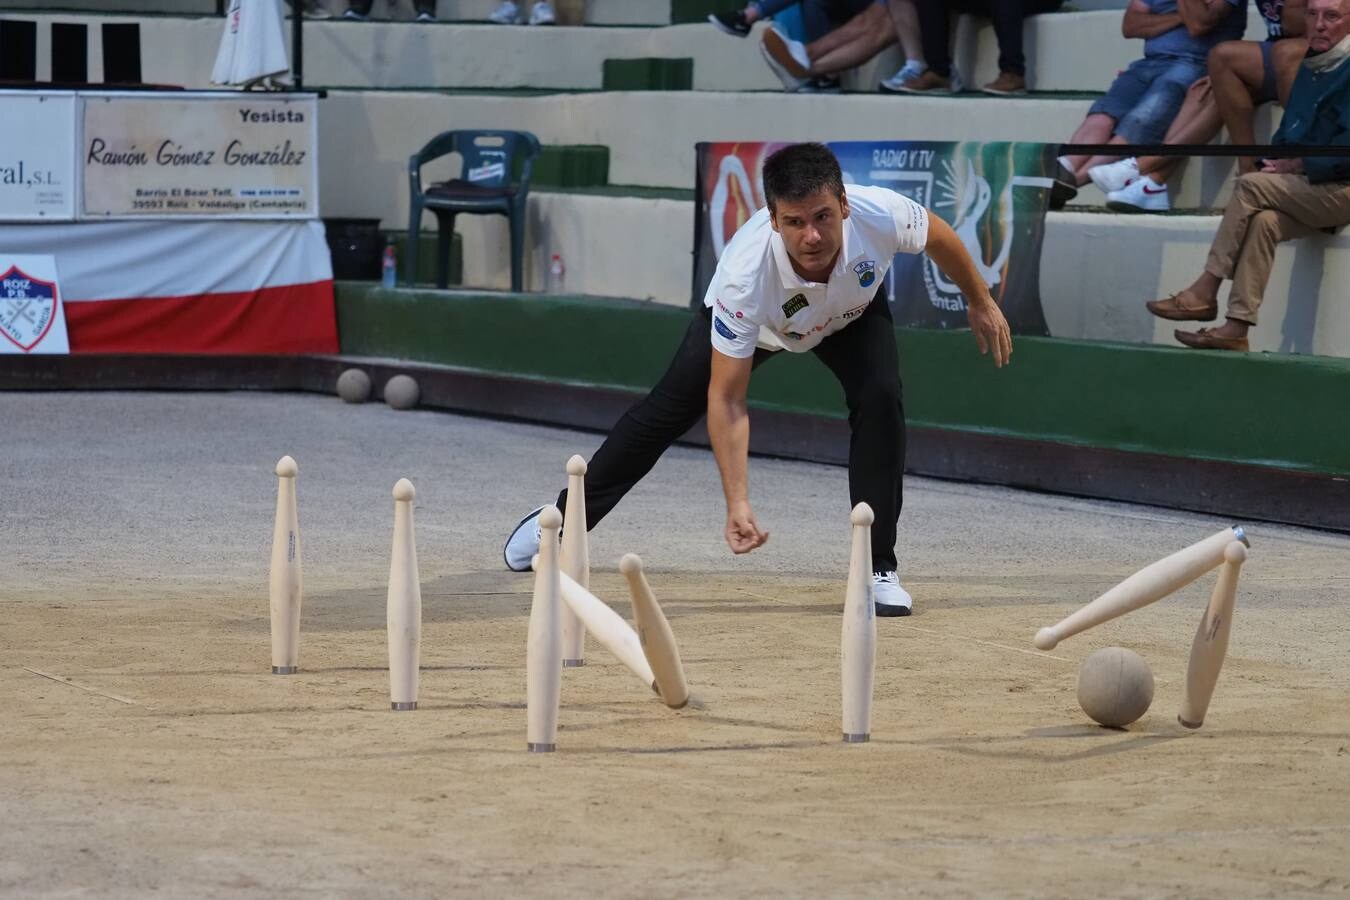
[1089,56,1207,145]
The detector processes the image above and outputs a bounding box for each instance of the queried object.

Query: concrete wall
[441,191,1350,359]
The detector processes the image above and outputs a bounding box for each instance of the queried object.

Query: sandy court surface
[2,391,1349,898]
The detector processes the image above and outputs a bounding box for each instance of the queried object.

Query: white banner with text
[81,92,318,220]
[0,92,79,222]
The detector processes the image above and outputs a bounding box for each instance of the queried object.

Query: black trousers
[914,0,1063,78]
[556,292,906,572]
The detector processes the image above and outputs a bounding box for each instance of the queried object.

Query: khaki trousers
[1204,173,1350,325]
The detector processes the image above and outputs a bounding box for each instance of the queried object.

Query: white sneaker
[759,27,810,92]
[1087,157,1139,195]
[528,1,555,25]
[872,571,913,617]
[503,505,548,571]
[488,0,519,23]
[1106,176,1170,213]
[880,60,927,93]
[415,10,436,22]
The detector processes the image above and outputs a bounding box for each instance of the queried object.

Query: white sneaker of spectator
[759,27,811,92]
[1106,176,1170,213]
[488,0,520,23]
[1088,157,1140,195]
[880,60,927,92]
[528,2,555,25]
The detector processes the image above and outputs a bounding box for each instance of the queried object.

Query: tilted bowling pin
[1178,540,1248,729]
[620,554,689,709]
[387,478,422,711]
[1034,526,1249,651]
[841,503,876,743]
[559,455,589,668]
[268,456,302,675]
[527,506,564,752]
[543,560,657,693]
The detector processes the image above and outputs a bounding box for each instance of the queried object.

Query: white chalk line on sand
[21,667,140,705]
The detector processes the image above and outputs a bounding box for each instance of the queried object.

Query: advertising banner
[694,141,1059,335]
[0,254,69,354]
[81,92,318,219]
[0,92,79,222]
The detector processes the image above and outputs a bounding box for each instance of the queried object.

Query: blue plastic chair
[406,129,541,291]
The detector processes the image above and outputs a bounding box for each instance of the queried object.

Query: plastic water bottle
[547,254,565,293]
[381,241,397,289]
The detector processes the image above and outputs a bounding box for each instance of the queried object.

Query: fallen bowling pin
[387,478,422,711]
[1178,540,1248,729]
[840,503,875,743]
[1034,525,1249,651]
[268,455,303,675]
[544,560,656,694]
[526,506,564,752]
[620,553,689,709]
[559,455,589,668]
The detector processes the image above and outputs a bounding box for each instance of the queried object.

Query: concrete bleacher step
[10,9,1277,92]
[321,89,1279,212]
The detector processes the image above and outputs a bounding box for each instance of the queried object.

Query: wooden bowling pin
[1178,540,1248,729]
[387,478,422,711]
[620,554,689,709]
[268,455,302,675]
[841,503,875,743]
[1034,526,1249,651]
[549,563,657,693]
[559,455,589,668]
[527,506,564,752]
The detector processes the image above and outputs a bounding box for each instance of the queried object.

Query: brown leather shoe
[1146,290,1218,321]
[892,70,955,95]
[982,71,1026,95]
[1175,327,1249,351]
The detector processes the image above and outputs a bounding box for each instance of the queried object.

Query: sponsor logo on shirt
[841,302,869,320]
[715,298,745,318]
[713,316,737,341]
[852,260,876,288]
[781,293,809,318]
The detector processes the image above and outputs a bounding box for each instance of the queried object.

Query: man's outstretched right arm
[707,349,769,554]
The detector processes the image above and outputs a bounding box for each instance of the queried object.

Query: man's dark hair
[762,143,845,212]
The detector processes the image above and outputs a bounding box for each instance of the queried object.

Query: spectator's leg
[1091,59,1200,178]
[1188,172,1274,307]
[1217,176,1350,335]
[348,0,374,14]
[1209,40,1269,174]
[912,0,954,77]
[808,4,897,73]
[803,1,884,62]
[1062,115,1118,182]
[1219,209,1316,335]
[886,0,924,64]
[1065,59,1156,183]
[1135,77,1222,182]
[1271,37,1308,105]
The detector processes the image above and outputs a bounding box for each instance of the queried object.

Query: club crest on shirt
[852,259,876,288]
[781,293,809,318]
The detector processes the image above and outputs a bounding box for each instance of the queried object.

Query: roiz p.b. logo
[0,265,59,352]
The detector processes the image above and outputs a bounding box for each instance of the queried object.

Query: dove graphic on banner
[212,0,292,90]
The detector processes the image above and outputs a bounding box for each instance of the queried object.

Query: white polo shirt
[703,184,929,358]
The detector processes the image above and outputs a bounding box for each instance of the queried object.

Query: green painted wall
[336,285,1350,476]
